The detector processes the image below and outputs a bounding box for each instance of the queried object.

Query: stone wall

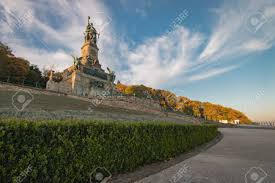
[48,71,115,98]
[0,83,161,114]
[102,96,162,114]
[46,80,72,94]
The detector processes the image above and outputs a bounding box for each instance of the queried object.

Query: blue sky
[0,0,274,121]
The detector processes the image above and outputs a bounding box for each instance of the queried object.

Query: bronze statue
[83,16,99,44]
[71,55,80,69]
[107,67,116,82]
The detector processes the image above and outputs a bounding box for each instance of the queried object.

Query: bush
[0,119,218,182]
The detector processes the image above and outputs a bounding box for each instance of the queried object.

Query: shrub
[0,119,218,182]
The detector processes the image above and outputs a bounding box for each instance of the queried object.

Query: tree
[26,65,42,82]
[0,42,47,87]
[0,42,12,56]
[116,83,127,93]
[117,82,252,124]
[0,56,30,82]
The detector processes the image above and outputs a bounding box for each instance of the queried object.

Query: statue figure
[71,55,80,69]
[107,67,116,82]
[107,67,115,75]
[88,16,91,24]
[87,55,92,63]
[92,28,99,44]
[84,16,99,44]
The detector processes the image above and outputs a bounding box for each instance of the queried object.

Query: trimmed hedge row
[0,119,218,182]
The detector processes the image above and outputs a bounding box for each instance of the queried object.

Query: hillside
[0,42,250,124]
[0,84,212,124]
[116,83,252,124]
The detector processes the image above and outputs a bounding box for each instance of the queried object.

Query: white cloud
[199,10,241,61]
[188,65,238,81]
[8,43,72,71]
[0,0,275,88]
[123,27,203,87]
[241,39,271,51]
[0,0,202,87]
[0,0,118,71]
[199,0,275,63]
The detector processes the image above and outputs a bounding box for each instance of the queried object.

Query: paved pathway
[136,128,275,183]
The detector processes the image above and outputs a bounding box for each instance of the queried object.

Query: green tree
[0,41,47,87]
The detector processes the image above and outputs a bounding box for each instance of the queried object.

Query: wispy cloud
[0,0,117,71]
[188,65,238,81]
[0,0,274,88]
[123,26,203,87]
[199,0,275,62]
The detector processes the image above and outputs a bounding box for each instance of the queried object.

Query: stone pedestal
[46,16,116,98]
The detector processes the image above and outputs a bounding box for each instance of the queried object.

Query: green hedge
[0,119,218,182]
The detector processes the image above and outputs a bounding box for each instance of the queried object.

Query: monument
[47,16,116,97]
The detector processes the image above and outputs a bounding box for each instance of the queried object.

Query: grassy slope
[0,90,209,124]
